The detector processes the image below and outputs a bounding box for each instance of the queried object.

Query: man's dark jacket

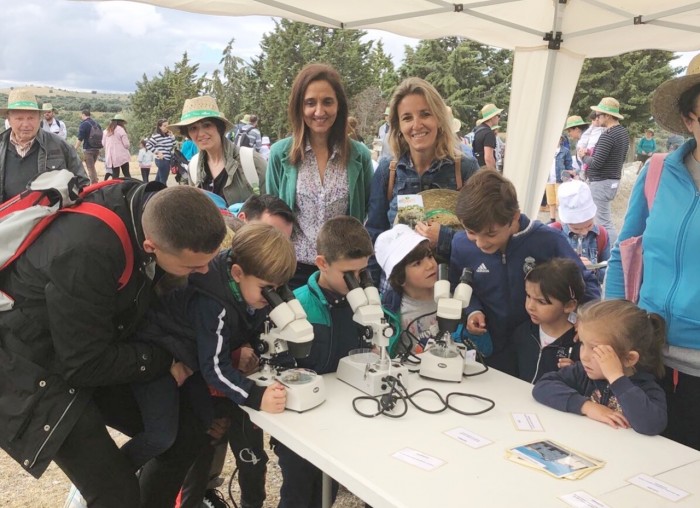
[0,180,172,477]
[0,127,87,201]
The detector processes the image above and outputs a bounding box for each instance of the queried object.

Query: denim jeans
[155,158,171,184]
[122,374,179,469]
[588,179,620,246]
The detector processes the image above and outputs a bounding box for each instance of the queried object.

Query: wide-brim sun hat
[590,97,624,119]
[41,103,57,112]
[419,189,461,229]
[240,114,251,125]
[451,117,462,133]
[479,103,503,122]
[565,115,588,130]
[169,95,233,131]
[0,88,40,116]
[651,54,700,135]
[112,113,127,122]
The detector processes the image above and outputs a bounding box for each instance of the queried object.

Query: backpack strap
[454,152,463,190]
[644,153,667,213]
[386,159,397,202]
[596,225,608,262]
[60,203,134,289]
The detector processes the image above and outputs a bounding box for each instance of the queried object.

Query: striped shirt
[587,124,629,181]
[145,132,176,161]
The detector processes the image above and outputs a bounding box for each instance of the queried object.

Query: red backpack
[549,220,608,261]
[0,170,133,311]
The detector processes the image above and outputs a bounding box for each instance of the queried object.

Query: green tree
[570,50,677,143]
[204,38,247,127]
[399,38,512,133]
[369,40,399,99]
[253,20,376,139]
[129,52,206,143]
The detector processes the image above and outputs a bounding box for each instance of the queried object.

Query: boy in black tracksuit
[274,216,375,508]
[137,223,296,508]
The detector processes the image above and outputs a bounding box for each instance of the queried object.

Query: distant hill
[0,86,131,141]
[0,85,130,101]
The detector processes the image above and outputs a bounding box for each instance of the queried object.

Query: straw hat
[112,113,127,122]
[564,115,588,130]
[169,96,233,130]
[240,114,251,125]
[0,88,40,116]
[446,107,462,133]
[41,103,57,112]
[419,189,461,229]
[590,97,624,119]
[479,103,503,122]
[651,54,700,135]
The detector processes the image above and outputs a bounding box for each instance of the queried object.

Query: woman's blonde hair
[230,223,296,286]
[388,77,460,161]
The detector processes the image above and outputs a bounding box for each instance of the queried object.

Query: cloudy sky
[0,0,418,93]
[1,1,697,94]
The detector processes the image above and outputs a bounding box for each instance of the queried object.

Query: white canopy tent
[88,0,700,217]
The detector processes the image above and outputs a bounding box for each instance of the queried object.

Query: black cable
[459,329,489,377]
[351,374,495,418]
[227,466,238,508]
[396,309,437,362]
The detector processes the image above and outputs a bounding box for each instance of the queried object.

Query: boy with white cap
[376,224,439,355]
[376,224,492,357]
[552,180,610,285]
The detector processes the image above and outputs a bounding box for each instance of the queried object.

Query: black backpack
[87,119,103,149]
[234,125,254,148]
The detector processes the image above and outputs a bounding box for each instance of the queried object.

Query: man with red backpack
[0,181,226,507]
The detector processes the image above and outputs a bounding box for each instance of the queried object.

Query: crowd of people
[0,53,699,508]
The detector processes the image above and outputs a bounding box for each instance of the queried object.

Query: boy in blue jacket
[274,216,375,508]
[450,170,600,377]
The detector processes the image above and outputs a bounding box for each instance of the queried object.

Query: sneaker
[202,489,230,508]
[63,484,87,508]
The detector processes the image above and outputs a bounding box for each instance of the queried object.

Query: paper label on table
[392,448,444,471]
[444,427,492,449]
[511,412,544,431]
[559,491,611,508]
[627,474,689,502]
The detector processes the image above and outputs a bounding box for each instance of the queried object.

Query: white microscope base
[336,356,410,396]
[249,370,325,413]
[417,350,464,382]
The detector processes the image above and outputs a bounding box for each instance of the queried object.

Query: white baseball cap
[557,180,597,224]
[375,225,428,279]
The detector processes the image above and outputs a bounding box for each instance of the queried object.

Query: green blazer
[265,137,374,222]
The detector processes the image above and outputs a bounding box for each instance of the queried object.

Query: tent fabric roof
[121,0,700,57]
